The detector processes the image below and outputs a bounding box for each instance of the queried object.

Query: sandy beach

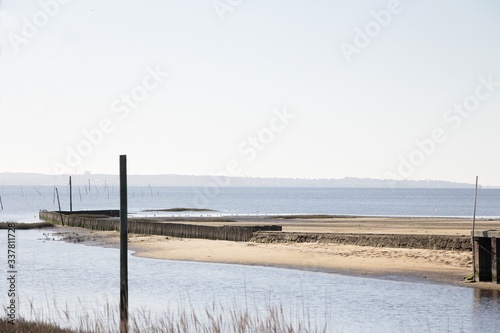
[52,216,500,289]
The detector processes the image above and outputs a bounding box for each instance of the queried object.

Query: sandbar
[51,216,500,290]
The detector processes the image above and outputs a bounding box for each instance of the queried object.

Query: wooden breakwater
[39,211,281,242]
[251,232,472,251]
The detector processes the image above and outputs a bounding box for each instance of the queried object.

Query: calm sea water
[1,229,499,333]
[0,185,499,222]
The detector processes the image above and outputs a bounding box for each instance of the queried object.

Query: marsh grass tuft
[1,299,330,333]
[0,318,74,333]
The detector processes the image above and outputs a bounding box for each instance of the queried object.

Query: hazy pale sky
[1,0,499,185]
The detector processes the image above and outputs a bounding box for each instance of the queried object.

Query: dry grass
[1,299,329,333]
[0,318,75,332]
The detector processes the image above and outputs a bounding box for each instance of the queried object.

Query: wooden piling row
[39,210,281,242]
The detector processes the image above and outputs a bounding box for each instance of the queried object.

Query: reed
[1,299,329,333]
[0,318,74,333]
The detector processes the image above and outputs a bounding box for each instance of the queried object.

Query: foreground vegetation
[0,318,73,333]
[1,302,329,333]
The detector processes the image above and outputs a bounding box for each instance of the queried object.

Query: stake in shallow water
[55,188,64,226]
[33,186,42,196]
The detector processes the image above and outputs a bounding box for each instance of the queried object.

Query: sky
[0,0,499,185]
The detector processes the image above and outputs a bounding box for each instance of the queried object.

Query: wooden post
[492,238,498,283]
[69,176,73,212]
[55,188,64,226]
[477,237,493,282]
[119,155,128,333]
[472,176,478,281]
[496,239,500,284]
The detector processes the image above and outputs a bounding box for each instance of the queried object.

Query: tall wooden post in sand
[120,155,128,333]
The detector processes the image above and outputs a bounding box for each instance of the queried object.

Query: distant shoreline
[0,172,488,188]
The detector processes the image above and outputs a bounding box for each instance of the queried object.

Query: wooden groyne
[39,211,281,242]
[251,232,472,251]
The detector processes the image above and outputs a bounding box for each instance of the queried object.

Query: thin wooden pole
[472,176,479,282]
[55,188,64,226]
[69,176,73,212]
[120,155,128,333]
[0,194,3,210]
